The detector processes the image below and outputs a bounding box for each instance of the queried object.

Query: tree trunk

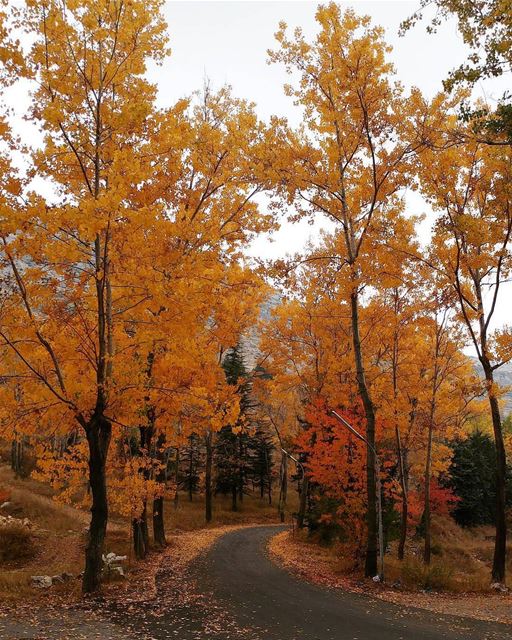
[83,413,112,593]
[11,436,22,478]
[278,452,288,523]
[205,430,213,523]
[483,362,507,583]
[231,484,238,512]
[350,290,378,577]
[152,433,167,547]
[132,517,147,560]
[423,419,433,565]
[134,418,153,558]
[396,428,408,561]
[238,434,244,504]
[265,446,272,505]
[141,502,149,551]
[174,445,180,510]
[188,436,194,501]
[297,475,309,529]
[152,495,166,547]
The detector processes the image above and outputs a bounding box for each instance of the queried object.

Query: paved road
[194,525,510,640]
[4,526,508,640]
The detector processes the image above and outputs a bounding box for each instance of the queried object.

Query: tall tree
[0,0,168,593]
[419,137,512,583]
[268,2,434,575]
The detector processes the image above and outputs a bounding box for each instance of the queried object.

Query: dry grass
[385,516,512,592]
[0,523,36,564]
[0,465,81,532]
[0,460,293,604]
[0,463,128,602]
[165,491,293,532]
[275,515,512,594]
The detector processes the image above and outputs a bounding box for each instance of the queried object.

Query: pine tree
[180,434,203,501]
[247,422,275,504]
[448,431,512,527]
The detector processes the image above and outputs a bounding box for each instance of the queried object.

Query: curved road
[192,525,509,640]
[1,525,508,640]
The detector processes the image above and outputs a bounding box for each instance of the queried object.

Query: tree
[297,399,368,549]
[247,422,275,504]
[418,136,512,582]
[215,346,250,511]
[402,0,512,144]
[415,307,475,564]
[268,2,435,576]
[0,0,168,593]
[448,430,512,527]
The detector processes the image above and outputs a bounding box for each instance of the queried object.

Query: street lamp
[281,448,305,481]
[328,409,385,582]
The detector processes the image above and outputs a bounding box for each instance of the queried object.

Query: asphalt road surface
[193,525,510,640]
[3,525,509,640]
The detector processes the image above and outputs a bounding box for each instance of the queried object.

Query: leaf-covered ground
[0,525,253,640]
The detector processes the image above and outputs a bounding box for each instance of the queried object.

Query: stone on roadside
[111,565,125,579]
[103,552,127,565]
[31,575,53,589]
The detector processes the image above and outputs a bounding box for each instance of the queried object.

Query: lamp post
[281,448,305,480]
[329,409,385,582]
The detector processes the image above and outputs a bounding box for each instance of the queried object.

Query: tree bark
[205,430,213,523]
[174,445,180,510]
[231,484,238,512]
[237,434,244,504]
[152,495,166,547]
[83,413,112,593]
[152,433,167,547]
[349,290,378,577]
[297,475,309,529]
[133,417,154,559]
[423,418,434,565]
[11,436,22,478]
[188,436,194,501]
[278,452,288,523]
[482,361,507,583]
[396,433,408,561]
[132,517,147,560]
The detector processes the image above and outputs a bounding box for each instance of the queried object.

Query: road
[192,525,509,640]
[1,525,509,639]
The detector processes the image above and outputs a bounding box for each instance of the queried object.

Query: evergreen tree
[180,434,203,501]
[215,345,253,510]
[448,431,512,527]
[247,422,275,503]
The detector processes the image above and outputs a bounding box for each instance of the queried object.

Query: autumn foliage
[0,0,510,594]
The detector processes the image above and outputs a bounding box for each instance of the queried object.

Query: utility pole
[329,409,385,582]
